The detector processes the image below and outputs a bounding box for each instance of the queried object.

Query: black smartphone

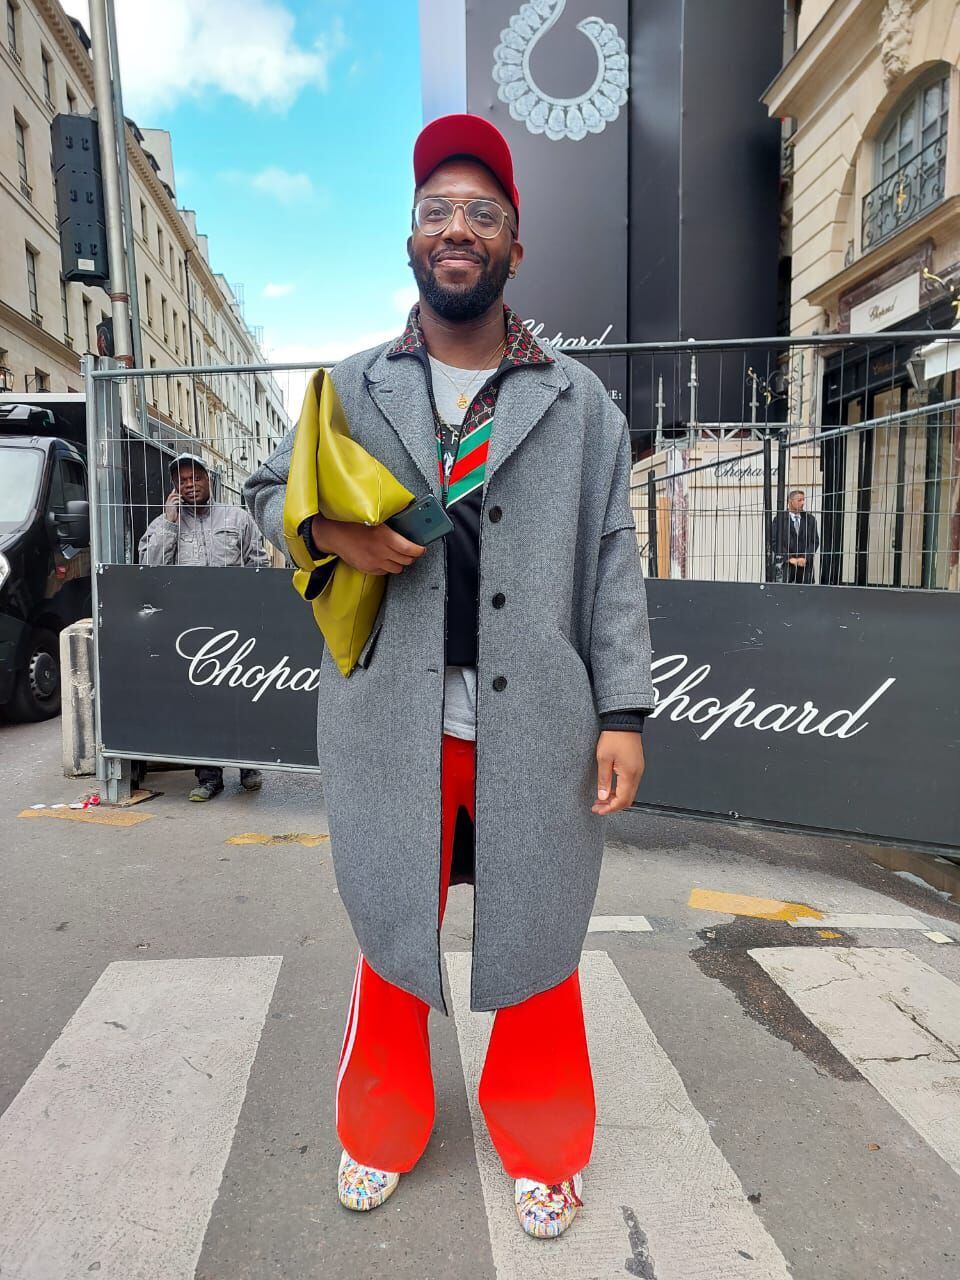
[385,494,454,546]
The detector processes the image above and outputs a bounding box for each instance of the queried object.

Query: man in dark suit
[771,489,819,583]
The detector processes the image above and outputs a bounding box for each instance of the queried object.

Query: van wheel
[9,628,61,722]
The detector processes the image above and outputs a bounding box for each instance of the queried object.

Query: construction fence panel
[84,346,959,847]
[573,331,960,592]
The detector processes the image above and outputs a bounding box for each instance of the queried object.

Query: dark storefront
[820,298,958,588]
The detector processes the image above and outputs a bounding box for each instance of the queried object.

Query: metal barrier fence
[86,330,960,589]
[83,337,959,819]
[84,356,318,568]
[574,331,960,591]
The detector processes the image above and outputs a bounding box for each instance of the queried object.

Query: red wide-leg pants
[335,734,596,1182]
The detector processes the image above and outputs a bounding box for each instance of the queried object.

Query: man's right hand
[164,491,182,524]
[310,514,425,576]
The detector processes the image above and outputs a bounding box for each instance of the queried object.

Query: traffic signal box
[51,114,109,286]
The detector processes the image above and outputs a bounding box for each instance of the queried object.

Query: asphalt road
[1,716,959,1280]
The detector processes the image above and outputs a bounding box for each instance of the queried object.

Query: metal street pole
[104,0,149,438]
[87,0,134,425]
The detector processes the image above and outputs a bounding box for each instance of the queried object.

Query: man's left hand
[592,731,646,815]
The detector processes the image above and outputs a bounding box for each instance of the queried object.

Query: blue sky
[62,1,424,367]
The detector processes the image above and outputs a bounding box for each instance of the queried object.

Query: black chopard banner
[98,568,960,850]
[462,0,630,410]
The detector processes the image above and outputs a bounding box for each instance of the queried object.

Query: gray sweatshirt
[138,501,269,568]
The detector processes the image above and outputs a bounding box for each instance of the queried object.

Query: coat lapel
[484,363,569,485]
[364,353,441,499]
[364,306,570,496]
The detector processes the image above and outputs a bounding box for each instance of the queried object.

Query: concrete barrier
[61,619,96,777]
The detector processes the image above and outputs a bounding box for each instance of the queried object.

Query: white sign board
[849,273,920,333]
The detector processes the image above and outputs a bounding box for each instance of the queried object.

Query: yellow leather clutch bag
[282,368,414,676]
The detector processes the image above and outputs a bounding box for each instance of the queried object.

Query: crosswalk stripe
[788,913,927,931]
[0,956,282,1279]
[447,950,792,1279]
[750,947,960,1176]
[588,915,653,933]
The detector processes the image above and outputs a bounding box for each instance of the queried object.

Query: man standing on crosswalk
[245,114,654,1239]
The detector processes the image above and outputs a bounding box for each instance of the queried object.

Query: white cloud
[250,168,314,204]
[263,326,405,417]
[60,1,346,116]
[262,288,420,414]
[262,282,296,299]
[220,167,315,204]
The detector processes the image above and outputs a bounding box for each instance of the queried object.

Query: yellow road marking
[226,833,329,847]
[19,807,152,828]
[818,930,843,939]
[688,887,822,923]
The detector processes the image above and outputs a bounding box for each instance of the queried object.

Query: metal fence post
[763,436,773,582]
[86,358,132,802]
[647,469,659,579]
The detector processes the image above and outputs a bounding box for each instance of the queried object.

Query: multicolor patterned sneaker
[514,1172,584,1238]
[337,1149,400,1212]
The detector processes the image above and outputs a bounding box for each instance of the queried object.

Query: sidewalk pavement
[2,716,959,1280]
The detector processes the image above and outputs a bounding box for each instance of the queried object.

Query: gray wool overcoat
[244,337,654,1013]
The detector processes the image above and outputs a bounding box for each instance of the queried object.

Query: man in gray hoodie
[139,452,268,800]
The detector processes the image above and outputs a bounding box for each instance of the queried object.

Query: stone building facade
[767,0,960,337]
[0,0,288,486]
[765,0,960,590]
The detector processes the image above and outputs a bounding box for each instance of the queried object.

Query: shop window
[862,71,949,251]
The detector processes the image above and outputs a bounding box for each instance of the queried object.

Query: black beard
[411,250,511,322]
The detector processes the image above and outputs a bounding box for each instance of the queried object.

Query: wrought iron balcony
[862,133,947,252]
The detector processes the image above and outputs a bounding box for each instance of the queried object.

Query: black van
[0,404,91,721]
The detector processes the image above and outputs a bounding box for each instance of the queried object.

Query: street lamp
[228,444,250,492]
[905,348,928,396]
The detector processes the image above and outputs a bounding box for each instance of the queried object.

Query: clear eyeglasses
[413,197,515,239]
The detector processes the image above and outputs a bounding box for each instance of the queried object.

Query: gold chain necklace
[429,334,507,410]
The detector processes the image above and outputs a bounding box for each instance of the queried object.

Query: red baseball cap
[413,113,520,228]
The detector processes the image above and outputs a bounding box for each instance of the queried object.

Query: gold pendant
[457,393,469,410]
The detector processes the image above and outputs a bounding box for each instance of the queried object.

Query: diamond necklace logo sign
[492,0,629,141]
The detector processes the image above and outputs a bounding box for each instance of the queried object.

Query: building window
[140,199,147,239]
[168,243,174,278]
[60,277,71,344]
[25,245,40,322]
[144,275,153,326]
[177,258,184,294]
[82,295,92,351]
[161,295,168,343]
[173,309,180,353]
[149,356,157,406]
[157,226,163,265]
[66,85,76,114]
[14,114,30,198]
[6,2,19,59]
[862,70,950,252]
[41,48,54,106]
[33,368,49,392]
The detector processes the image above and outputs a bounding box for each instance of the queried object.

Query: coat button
[492,675,507,691]
[492,592,505,609]
[488,505,502,523]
